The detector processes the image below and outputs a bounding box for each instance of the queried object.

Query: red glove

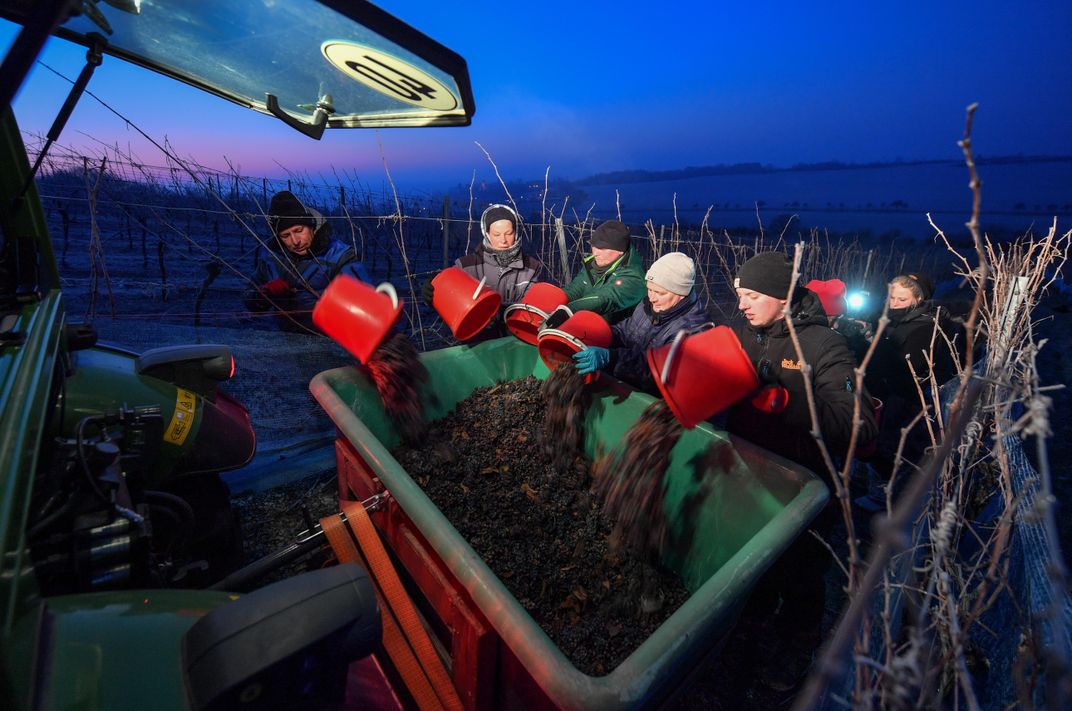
[261,278,293,297]
[751,385,790,414]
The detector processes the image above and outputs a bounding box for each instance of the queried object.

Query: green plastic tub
[311,337,828,710]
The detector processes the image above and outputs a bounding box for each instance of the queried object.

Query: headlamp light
[847,291,868,312]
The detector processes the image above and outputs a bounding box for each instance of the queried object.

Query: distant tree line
[576,154,1072,187]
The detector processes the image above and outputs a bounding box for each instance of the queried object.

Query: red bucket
[313,276,404,364]
[537,310,612,384]
[431,267,503,341]
[504,283,569,345]
[646,325,759,429]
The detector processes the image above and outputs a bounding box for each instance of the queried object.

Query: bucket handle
[538,328,587,352]
[375,282,399,309]
[660,322,716,385]
[472,276,488,301]
[503,303,548,318]
[660,328,689,386]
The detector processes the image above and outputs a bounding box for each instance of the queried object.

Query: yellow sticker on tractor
[164,388,197,446]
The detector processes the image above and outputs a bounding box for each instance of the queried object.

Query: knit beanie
[589,220,631,252]
[268,191,315,236]
[904,272,935,300]
[734,251,794,299]
[481,204,518,236]
[805,278,847,317]
[646,252,695,296]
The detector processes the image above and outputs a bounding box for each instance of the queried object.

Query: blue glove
[573,346,610,375]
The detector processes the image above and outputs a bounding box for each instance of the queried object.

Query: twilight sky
[4,1,1071,189]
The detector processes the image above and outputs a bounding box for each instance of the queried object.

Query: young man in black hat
[245,190,371,332]
[556,219,645,325]
[730,250,877,470]
[728,250,878,693]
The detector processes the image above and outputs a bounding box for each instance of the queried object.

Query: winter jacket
[245,210,371,332]
[831,315,873,366]
[455,244,541,305]
[609,291,710,392]
[727,290,878,481]
[562,245,646,324]
[452,244,542,339]
[865,301,961,403]
[864,301,964,478]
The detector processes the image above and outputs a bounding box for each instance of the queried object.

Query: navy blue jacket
[609,291,710,392]
[245,214,370,332]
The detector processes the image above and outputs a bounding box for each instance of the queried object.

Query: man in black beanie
[245,190,371,332]
[556,219,645,325]
[729,250,877,469]
[734,250,794,314]
[727,250,878,693]
[266,190,317,251]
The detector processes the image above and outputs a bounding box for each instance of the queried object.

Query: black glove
[756,357,777,385]
[542,304,573,330]
[422,276,436,306]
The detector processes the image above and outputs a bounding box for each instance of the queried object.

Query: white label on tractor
[321,41,459,111]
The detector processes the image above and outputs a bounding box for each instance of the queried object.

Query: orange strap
[321,512,445,711]
[341,501,464,711]
[320,507,463,711]
[320,511,360,564]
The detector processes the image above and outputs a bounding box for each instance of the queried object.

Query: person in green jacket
[561,220,646,325]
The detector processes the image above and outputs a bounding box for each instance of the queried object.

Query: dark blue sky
[4,1,1071,188]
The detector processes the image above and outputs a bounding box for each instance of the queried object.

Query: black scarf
[888,302,928,324]
[484,237,522,268]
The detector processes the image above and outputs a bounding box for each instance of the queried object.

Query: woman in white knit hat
[572,251,709,391]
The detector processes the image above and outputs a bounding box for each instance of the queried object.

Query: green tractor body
[0,2,475,708]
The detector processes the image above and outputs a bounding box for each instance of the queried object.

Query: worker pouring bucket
[431,267,503,341]
[646,325,760,429]
[537,310,612,384]
[312,275,403,364]
[504,283,569,345]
